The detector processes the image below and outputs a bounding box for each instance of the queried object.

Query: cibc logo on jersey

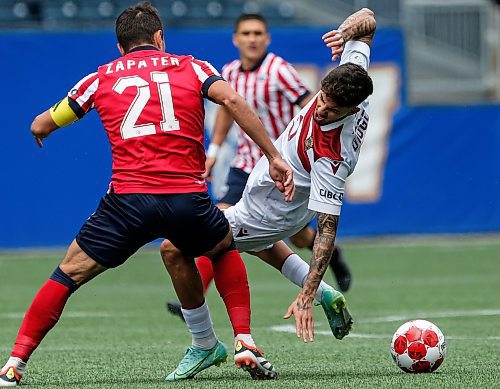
[319,189,343,201]
[352,109,369,152]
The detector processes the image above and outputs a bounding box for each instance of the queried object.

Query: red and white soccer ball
[390,319,446,373]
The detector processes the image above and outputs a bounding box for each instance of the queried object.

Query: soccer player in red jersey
[0,2,294,386]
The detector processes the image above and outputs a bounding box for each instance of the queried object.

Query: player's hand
[268,157,295,202]
[322,29,344,62]
[283,293,315,343]
[203,156,217,181]
[33,133,46,148]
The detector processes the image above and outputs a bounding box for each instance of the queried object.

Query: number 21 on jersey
[112,71,179,140]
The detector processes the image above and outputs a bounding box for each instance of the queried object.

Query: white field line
[271,309,500,339]
[271,326,387,338]
[356,309,500,324]
[270,325,500,341]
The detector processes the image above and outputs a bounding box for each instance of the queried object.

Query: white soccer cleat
[234,340,277,380]
[0,366,22,387]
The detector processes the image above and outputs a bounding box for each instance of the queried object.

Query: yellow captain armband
[49,97,79,128]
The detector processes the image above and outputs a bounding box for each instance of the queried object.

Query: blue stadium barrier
[0,27,498,248]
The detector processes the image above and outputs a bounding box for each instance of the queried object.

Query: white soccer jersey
[222,53,310,174]
[225,41,371,252]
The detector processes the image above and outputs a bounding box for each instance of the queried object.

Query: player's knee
[160,239,181,266]
[59,241,106,285]
[160,239,172,256]
[289,234,308,248]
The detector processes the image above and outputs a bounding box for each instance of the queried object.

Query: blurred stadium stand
[0,0,499,103]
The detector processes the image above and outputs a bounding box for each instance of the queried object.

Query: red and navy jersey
[222,52,310,174]
[67,46,223,194]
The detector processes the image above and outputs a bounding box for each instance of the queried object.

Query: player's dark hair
[234,13,268,32]
[116,1,163,53]
[321,63,373,107]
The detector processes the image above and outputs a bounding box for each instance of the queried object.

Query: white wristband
[206,143,220,158]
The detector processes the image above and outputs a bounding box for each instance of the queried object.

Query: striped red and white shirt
[222,52,310,173]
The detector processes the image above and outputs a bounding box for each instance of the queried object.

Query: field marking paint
[270,325,500,341]
[271,309,500,339]
[271,325,386,338]
[356,309,500,324]
[0,311,121,319]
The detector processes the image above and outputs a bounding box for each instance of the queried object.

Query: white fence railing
[403,0,497,103]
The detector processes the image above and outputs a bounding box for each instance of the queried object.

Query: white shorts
[223,205,311,253]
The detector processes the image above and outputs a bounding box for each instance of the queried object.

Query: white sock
[2,357,26,376]
[235,333,255,348]
[181,300,218,350]
[281,253,333,302]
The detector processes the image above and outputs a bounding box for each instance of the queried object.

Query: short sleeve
[308,157,349,215]
[339,41,371,71]
[190,58,224,98]
[67,72,99,118]
[221,63,230,81]
[277,61,310,105]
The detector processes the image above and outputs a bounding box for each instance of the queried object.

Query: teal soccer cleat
[320,287,353,340]
[165,340,228,381]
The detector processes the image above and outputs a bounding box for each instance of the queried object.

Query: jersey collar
[240,52,269,72]
[127,45,160,53]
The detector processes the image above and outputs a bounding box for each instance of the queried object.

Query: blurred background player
[167,13,351,325]
[163,7,375,348]
[0,2,295,386]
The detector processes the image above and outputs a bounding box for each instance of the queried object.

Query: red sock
[11,279,72,361]
[212,250,251,335]
[196,256,214,294]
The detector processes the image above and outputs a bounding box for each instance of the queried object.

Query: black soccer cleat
[166,301,185,322]
[329,246,352,292]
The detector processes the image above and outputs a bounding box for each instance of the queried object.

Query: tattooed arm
[284,212,339,342]
[338,8,376,46]
[323,8,376,61]
[302,212,339,299]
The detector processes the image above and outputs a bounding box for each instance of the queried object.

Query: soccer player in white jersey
[162,8,376,345]
[226,8,376,340]
[209,14,351,292]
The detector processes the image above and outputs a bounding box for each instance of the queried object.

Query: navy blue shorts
[76,192,229,268]
[218,167,250,205]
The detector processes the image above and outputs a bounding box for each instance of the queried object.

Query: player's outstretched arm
[203,107,234,180]
[31,110,59,148]
[31,97,81,148]
[208,79,295,201]
[323,8,376,61]
[284,212,339,342]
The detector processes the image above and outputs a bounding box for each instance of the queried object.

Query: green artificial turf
[1,236,499,388]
